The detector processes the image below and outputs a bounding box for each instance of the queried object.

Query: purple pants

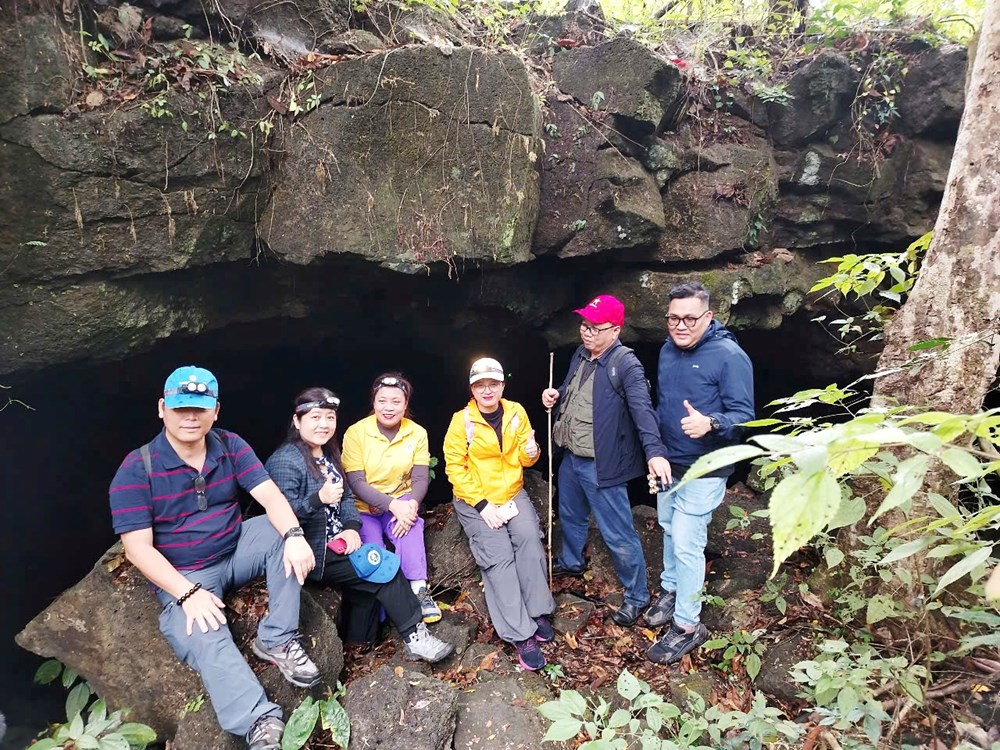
[358,512,428,581]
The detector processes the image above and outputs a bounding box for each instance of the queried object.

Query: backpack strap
[139,443,152,480]
[606,345,633,400]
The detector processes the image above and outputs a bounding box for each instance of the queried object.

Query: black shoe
[610,601,647,627]
[533,615,555,643]
[647,622,709,665]
[551,560,585,578]
[643,591,676,628]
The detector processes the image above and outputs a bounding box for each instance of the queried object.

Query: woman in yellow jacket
[444,357,555,671]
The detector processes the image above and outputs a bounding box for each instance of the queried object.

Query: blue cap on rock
[163,366,219,409]
[348,544,400,583]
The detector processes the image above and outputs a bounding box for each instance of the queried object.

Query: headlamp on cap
[295,395,340,415]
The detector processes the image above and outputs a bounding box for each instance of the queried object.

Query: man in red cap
[542,295,671,626]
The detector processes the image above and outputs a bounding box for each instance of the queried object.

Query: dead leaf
[86,90,105,108]
[478,650,500,671]
[564,631,579,649]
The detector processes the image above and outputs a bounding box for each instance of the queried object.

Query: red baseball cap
[574,295,625,327]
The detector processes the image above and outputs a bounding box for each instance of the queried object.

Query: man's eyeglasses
[194,474,207,511]
[666,311,709,329]
[579,323,616,336]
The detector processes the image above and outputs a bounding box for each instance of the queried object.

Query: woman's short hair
[370,372,413,419]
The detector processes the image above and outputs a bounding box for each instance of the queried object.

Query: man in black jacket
[542,295,672,626]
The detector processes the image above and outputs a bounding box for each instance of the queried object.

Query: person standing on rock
[265,387,453,663]
[341,373,441,624]
[645,282,755,665]
[541,295,672,627]
[108,366,321,750]
[444,357,556,671]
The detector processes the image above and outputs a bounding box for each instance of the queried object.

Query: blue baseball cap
[163,366,219,409]
[348,544,400,583]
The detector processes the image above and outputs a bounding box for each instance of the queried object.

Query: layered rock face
[0,0,966,377]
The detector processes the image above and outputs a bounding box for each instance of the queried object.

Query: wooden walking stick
[547,351,554,588]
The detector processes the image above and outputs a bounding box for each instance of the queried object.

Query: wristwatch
[283,526,305,540]
[709,416,721,432]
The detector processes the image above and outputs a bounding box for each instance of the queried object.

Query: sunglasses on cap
[165,381,218,398]
[295,396,340,414]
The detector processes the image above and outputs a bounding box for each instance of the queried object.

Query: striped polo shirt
[109,428,270,570]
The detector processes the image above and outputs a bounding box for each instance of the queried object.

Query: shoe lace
[279,635,312,667]
[247,717,281,745]
[518,637,541,656]
[408,622,430,644]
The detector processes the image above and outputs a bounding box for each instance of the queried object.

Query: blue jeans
[657,477,726,627]
[557,452,649,608]
[154,516,302,737]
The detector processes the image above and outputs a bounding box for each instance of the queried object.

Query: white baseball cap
[469,357,505,385]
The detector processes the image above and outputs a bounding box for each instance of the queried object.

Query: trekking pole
[547,351,554,588]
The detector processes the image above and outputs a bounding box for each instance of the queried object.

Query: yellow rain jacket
[443,398,540,506]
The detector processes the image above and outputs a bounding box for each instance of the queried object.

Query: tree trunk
[872,1,1000,414]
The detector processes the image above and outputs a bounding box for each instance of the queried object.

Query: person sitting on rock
[443,357,556,671]
[108,366,320,750]
[264,387,453,664]
[341,372,441,623]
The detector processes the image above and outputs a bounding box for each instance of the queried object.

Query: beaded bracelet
[177,582,203,606]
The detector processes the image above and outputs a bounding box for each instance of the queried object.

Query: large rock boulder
[552,38,686,137]
[15,545,345,740]
[453,675,560,750]
[0,11,76,124]
[766,50,859,148]
[896,44,967,139]
[261,46,541,271]
[343,665,458,750]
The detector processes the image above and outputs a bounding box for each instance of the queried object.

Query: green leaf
[617,670,641,701]
[866,594,896,624]
[684,445,766,482]
[62,667,79,689]
[34,659,63,685]
[320,697,350,748]
[608,709,631,728]
[117,723,157,747]
[29,740,61,750]
[933,546,993,597]
[76,734,101,749]
[645,706,662,733]
[827,495,865,531]
[67,682,92,721]
[880,537,933,565]
[939,448,983,479]
[908,337,950,351]
[825,547,845,568]
[537,700,578,721]
[827,439,879,477]
[560,689,588,716]
[282,697,320,750]
[98,735,131,750]
[870,454,929,523]
[542,718,583,742]
[746,652,762,681]
[741,418,784,428]
[770,470,841,575]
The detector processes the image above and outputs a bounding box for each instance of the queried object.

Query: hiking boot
[643,591,677,628]
[534,615,555,643]
[416,586,442,623]
[551,560,585,578]
[252,635,321,688]
[646,622,710,665]
[610,601,647,627]
[246,715,284,750]
[403,622,454,663]
[515,637,546,671]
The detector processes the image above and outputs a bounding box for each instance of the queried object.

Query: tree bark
[872,0,1000,414]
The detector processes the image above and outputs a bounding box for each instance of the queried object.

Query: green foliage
[703,629,766,681]
[281,689,350,750]
[792,640,926,743]
[30,661,157,749]
[537,669,801,748]
[811,232,931,354]
[759,573,788,615]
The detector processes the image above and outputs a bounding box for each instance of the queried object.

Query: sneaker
[416,586,442,623]
[403,622,454,663]
[246,715,284,750]
[551,560,585,578]
[533,615,555,643]
[252,635,321,688]
[646,622,710,665]
[643,591,677,628]
[514,637,546,671]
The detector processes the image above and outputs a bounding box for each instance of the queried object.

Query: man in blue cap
[109,366,319,750]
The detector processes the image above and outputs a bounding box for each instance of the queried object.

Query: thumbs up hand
[525,429,540,458]
[680,400,712,439]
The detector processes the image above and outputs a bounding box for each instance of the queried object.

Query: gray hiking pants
[154,516,301,737]
[454,489,555,643]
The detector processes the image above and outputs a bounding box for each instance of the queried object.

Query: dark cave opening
[0,276,858,736]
